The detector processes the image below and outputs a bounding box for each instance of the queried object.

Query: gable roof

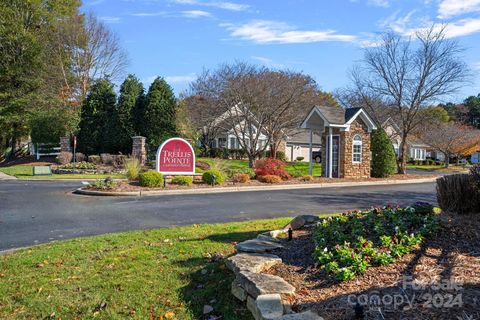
[301,105,377,132]
[345,107,362,123]
[315,105,346,125]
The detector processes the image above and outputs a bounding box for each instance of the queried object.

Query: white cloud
[368,0,389,8]
[100,16,121,23]
[224,20,357,44]
[438,0,480,19]
[181,10,212,18]
[132,12,167,17]
[172,0,249,11]
[165,74,197,84]
[472,62,480,70]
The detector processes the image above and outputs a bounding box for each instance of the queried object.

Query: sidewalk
[0,171,16,180]
[75,176,439,197]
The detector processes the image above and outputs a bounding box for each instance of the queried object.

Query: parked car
[312,151,321,163]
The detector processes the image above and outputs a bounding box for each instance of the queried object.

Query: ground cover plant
[313,203,439,281]
[0,218,295,320]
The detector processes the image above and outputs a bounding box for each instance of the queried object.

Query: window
[230,137,237,149]
[352,134,362,163]
[218,137,227,148]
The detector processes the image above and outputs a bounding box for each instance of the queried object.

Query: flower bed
[314,203,439,281]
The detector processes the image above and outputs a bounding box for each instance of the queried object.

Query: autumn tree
[419,121,480,167]
[349,25,469,174]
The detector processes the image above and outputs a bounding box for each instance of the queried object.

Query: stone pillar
[132,136,146,165]
[60,136,72,153]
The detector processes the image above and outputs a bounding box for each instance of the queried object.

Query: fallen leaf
[164,311,175,318]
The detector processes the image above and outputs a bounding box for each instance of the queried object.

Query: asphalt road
[0,180,436,251]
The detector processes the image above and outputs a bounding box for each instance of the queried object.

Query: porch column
[328,127,333,178]
[308,129,313,176]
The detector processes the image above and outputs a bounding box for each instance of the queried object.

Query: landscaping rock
[226,253,282,273]
[284,216,306,230]
[268,229,287,238]
[257,234,281,243]
[300,215,320,224]
[203,305,214,314]
[237,271,295,299]
[278,310,323,319]
[236,239,283,253]
[247,294,284,320]
[231,280,247,301]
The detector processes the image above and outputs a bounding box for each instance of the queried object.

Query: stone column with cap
[60,136,72,153]
[132,136,146,165]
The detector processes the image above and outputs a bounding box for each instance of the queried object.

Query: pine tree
[141,77,177,153]
[371,128,397,177]
[115,74,144,153]
[77,78,117,155]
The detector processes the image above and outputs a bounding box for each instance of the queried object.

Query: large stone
[231,279,247,301]
[226,253,282,273]
[257,234,281,243]
[237,271,295,299]
[268,229,287,238]
[278,310,323,319]
[284,216,306,230]
[236,239,283,253]
[300,215,320,224]
[247,294,284,320]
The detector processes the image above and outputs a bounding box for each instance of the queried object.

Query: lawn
[0,165,125,180]
[0,217,312,320]
[406,164,469,172]
[197,157,322,177]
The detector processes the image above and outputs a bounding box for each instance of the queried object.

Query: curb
[74,177,439,197]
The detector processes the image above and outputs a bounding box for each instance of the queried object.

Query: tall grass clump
[124,157,141,181]
[436,171,480,214]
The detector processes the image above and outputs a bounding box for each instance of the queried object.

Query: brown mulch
[0,156,56,167]
[91,174,436,192]
[266,213,480,320]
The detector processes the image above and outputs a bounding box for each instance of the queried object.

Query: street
[0,180,436,250]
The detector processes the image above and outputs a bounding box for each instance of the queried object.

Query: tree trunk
[398,134,408,174]
[445,154,450,168]
[270,143,277,159]
[248,155,255,168]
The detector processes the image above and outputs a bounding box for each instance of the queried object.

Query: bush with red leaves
[255,158,291,180]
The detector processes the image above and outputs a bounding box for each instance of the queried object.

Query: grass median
[1,216,342,319]
[0,165,125,180]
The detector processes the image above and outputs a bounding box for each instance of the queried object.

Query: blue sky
[82,0,480,101]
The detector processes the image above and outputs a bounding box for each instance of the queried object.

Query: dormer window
[352,135,362,163]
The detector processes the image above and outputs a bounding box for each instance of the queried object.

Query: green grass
[0,217,342,320]
[0,165,125,180]
[406,165,444,170]
[197,157,322,177]
[406,164,468,172]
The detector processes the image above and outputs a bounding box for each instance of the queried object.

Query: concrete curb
[74,177,439,197]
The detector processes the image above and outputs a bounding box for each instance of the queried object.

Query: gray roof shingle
[315,105,345,125]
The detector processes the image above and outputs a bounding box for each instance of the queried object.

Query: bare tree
[187,62,320,167]
[418,121,480,167]
[349,25,470,173]
[52,12,128,108]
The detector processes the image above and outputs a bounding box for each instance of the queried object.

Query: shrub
[232,173,250,183]
[112,155,127,168]
[172,176,193,186]
[124,157,141,181]
[436,173,480,214]
[299,175,314,182]
[470,164,480,191]
[313,205,439,281]
[296,156,305,162]
[202,169,225,185]
[88,155,101,164]
[59,162,96,170]
[139,171,164,188]
[100,153,114,165]
[255,158,291,180]
[371,129,397,178]
[227,167,256,179]
[75,152,86,162]
[56,152,73,165]
[258,175,282,184]
[88,178,117,190]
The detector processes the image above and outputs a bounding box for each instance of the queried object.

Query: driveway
[0,180,436,251]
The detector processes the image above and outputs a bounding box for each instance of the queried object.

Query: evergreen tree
[371,128,397,178]
[141,77,177,153]
[77,79,117,155]
[115,74,144,153]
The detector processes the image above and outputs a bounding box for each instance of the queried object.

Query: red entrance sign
[156,138,195,175]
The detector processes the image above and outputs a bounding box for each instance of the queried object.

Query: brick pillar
[132,136,146,165]
[60,136,72,153]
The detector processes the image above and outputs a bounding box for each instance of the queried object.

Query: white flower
[324,247,328,252]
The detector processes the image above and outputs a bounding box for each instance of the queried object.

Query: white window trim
[352,134,362,164]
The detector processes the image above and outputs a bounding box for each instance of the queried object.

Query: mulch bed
[90,174,436,192]
[266,213,480,320]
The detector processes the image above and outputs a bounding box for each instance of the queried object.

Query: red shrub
[255,158,291,180]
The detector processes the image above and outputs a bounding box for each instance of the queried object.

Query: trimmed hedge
[436,173,480,214]
[171,176,193,186]
[258,175,282,184]
[232,173,250,183]
[202,169,225,185]
[139,171,163,188]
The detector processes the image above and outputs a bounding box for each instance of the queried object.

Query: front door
[326,136,340,178]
